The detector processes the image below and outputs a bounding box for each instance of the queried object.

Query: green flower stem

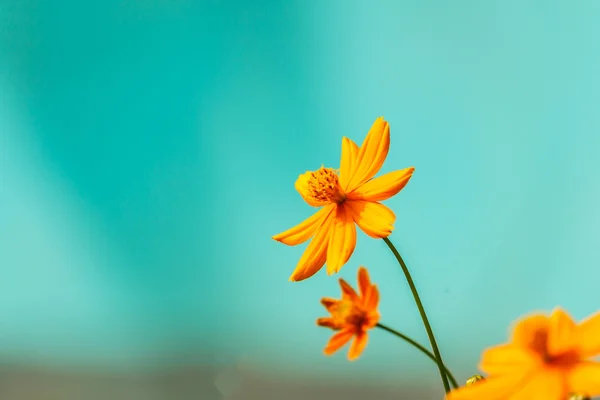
[376,323,459,389]
[383,237,452,393]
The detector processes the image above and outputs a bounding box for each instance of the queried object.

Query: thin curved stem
[376,323,459,389]
[383,237,451,393]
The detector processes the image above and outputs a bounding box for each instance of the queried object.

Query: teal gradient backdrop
[1,0,600,388]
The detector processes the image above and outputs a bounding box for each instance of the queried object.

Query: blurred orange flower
[447,308,600,400]
[317,267,380,361]
[273,117,414,281]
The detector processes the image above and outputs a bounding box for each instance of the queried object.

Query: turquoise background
[1,0,600,388]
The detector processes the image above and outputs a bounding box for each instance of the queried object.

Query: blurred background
[1,0,600,399]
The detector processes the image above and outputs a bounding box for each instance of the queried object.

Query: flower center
[529,328,579,367]
[307,167,346,204]
[331,300,366,328]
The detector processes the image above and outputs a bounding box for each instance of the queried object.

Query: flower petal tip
[272,233,288,243]
[375,230,393,239]
[326,264,343,276]
[551,306,567,315]
[322,350,333,357]
[289,271,313,282]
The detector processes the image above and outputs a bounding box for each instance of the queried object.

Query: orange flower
[316,267,380,361]
[447,308,600,400]
[272,117,415,281]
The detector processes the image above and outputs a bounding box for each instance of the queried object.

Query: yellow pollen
[307,166,346,204]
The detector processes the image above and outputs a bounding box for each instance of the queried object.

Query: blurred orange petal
[447,373,531,400]
[511,314,550,349]
[320,298,338,311]
[362,285,380,312]
[357,266,371,297]
[480,344,538,375]
[547,308,578,356]
[576,311,600,358]
[568,362,600,395]
[339,279,359,302]
[324,328,354,355]
[508,370,564,400]
[348,331,368,361]
[316,317,337,329]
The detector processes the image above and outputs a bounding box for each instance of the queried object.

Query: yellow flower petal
[325,205,356,275]
[324,328,354,355]
[508,370,565,400]
[547,308,578,356]
[295,171,329,207]
[348,331,368,361]
[272,205,335,245]
[480,344,538,376]
[510,314,550,349]
[446,373,532,400]
[346,199,395,238]
[348,167,415,202]
[288,214,333,281]
[568,361,600,396]
[346,117,390,191]
[576,310,600,358]
[339,136,360,191]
